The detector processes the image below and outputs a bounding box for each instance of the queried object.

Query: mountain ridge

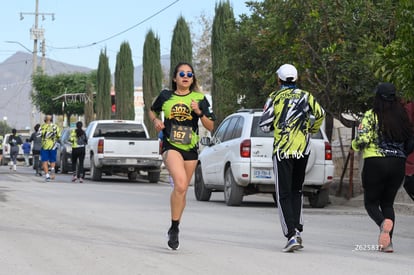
[0,51,168,129]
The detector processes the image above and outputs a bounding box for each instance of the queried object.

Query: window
[223,117,242,142]
[213,119,231,144]
[252,116,273,138]
[232,117,244,139]
[93,123,147,138]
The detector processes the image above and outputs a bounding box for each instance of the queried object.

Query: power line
[48,0,180,50]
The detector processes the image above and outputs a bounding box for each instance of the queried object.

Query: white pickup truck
[83,120,163,182]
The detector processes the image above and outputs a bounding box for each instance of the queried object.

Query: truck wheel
[224,167,244,206]
[194,164,211,201]
[90,159,102,181]
[148,171,160,183]
[128,171,138,181]
[309,188,330,208]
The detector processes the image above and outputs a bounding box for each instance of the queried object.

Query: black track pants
[273,155,309,239]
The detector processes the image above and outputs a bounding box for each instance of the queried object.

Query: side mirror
[200,136,211,146]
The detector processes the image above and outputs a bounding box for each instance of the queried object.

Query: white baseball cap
[277,64,298,82]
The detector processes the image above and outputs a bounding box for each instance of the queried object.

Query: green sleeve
[308,92,325,133]
[352,110,375,151]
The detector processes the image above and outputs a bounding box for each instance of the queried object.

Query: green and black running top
[351,109,407,159]
[69,129,88,149]
[151,89,216,152]
[259,86,325,157]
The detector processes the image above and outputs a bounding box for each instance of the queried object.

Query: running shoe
[79,178,83,183]
[381,241,394,253]
[45,176,51,182]
[282,236,301,252]
[72,175,77,182]
[167,228,180,250]
[295,230,304,249]
[379,219,393,249]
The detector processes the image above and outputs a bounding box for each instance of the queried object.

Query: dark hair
[34,123,40,131]
[171,62,198,91]
[279,79,296,85]
[373,93,413,142]
[75,121,84,138]
[12,128,16,134]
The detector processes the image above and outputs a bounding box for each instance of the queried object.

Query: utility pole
[20,0,54,127]
[33,0,39,75]
[41,39,46,71]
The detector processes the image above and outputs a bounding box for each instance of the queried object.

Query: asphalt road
[0,165,412,275]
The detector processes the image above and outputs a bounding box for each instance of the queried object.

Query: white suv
[195,109,334,207]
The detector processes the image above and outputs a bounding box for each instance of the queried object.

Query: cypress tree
[170,16,192,88]
[114,41,135,120]
[96,49,112,120]
[211,1,236,126]
[143,30,162,138]
[84,73,95,126]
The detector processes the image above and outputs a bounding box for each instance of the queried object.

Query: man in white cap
[259,64,326,252]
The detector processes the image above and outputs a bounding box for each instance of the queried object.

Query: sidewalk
[329,181,414,215]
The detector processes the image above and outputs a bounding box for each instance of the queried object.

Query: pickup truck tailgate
[102,138,160,157]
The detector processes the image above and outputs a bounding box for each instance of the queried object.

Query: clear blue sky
[0,0,256,71]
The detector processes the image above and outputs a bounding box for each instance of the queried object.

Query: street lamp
[5,40,33,53]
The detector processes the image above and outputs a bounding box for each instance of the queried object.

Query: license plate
[254,169,272,179]
[125,159,137,164]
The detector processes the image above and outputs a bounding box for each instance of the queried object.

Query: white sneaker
[282,236,301,252]
[295,230,304,249]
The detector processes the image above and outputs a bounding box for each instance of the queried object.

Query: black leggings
[361,157,405,237]
[72,147,85,179]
